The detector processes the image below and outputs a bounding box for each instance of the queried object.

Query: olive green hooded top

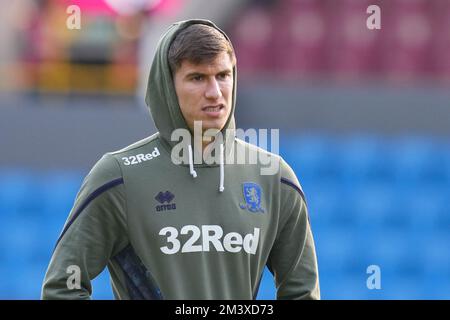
[41,19,320,300]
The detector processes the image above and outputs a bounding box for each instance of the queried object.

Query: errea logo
[155,191,176,212]
[122,147,160,166]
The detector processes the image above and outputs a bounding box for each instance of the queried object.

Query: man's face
[174,52,234,133]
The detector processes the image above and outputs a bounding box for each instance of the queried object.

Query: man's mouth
[201,104,225,118]
[202,104,224,112]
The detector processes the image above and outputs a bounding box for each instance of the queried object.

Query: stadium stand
[229,0,450,84]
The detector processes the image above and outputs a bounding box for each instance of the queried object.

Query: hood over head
[145,19,237,161]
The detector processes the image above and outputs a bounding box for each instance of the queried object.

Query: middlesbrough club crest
[240,182,265,213]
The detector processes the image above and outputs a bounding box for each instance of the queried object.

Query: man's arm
[267,160,320,300]
[41,153,128,299]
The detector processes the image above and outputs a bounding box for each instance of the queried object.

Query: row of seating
[230,0,450,81]
[281,136,450,184]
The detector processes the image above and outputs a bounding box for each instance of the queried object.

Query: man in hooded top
[42,19,320,300]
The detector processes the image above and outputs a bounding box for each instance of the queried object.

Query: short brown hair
[168,24,236,75]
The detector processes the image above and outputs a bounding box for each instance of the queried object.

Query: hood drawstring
[187,144,225,193]
[219,143,225,192]
[188,145,197,178]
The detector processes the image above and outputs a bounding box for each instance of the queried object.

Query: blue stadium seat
[0,259,45,299]
[315,228,362,276]
[380,275,424,300]
[337,136,393,186]
[39,170,83,219]
[422,283,450,300]
[255,267,276,300]
[0,170,43,216]
[432,191,450,231]
[404,186,448,232]
[16,262,48,299]
[91,268,114,300]
[0,264,15,299]
[280,135,339,185]
[421,272,450,299]
[391,137,449,187]
[0,217,41,265]
[320,273,369,300]
[366,231,423,279]
[351,183,397,231]
[0,216,58,273]
[419,233,450,279]
[31,219,64,264]
[443,143,450,184]
[307,183,339,227]
[307,182,356,228]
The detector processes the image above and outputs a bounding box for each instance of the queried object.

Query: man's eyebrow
[184,69,232,79]
[185,72,205,78]
[218,69,232,74]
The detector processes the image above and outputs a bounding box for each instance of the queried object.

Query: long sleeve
[267,160,320,300]
[41,153,129,299]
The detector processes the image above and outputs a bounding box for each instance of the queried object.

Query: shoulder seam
[53,177,124,251]
[280,177,306,204]
[234,138,282,159]
[110,154,130,238]
[108,133,160,155]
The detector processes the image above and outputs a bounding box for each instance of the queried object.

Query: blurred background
[1,0,450,300]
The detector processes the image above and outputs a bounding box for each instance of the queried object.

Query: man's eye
[192,75,203,81]
[218,73,230,80]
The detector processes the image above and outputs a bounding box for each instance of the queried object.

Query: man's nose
[204,78,222,100]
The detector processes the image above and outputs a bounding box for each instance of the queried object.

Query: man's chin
[195,121,227,132]
[188,118,229,135]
